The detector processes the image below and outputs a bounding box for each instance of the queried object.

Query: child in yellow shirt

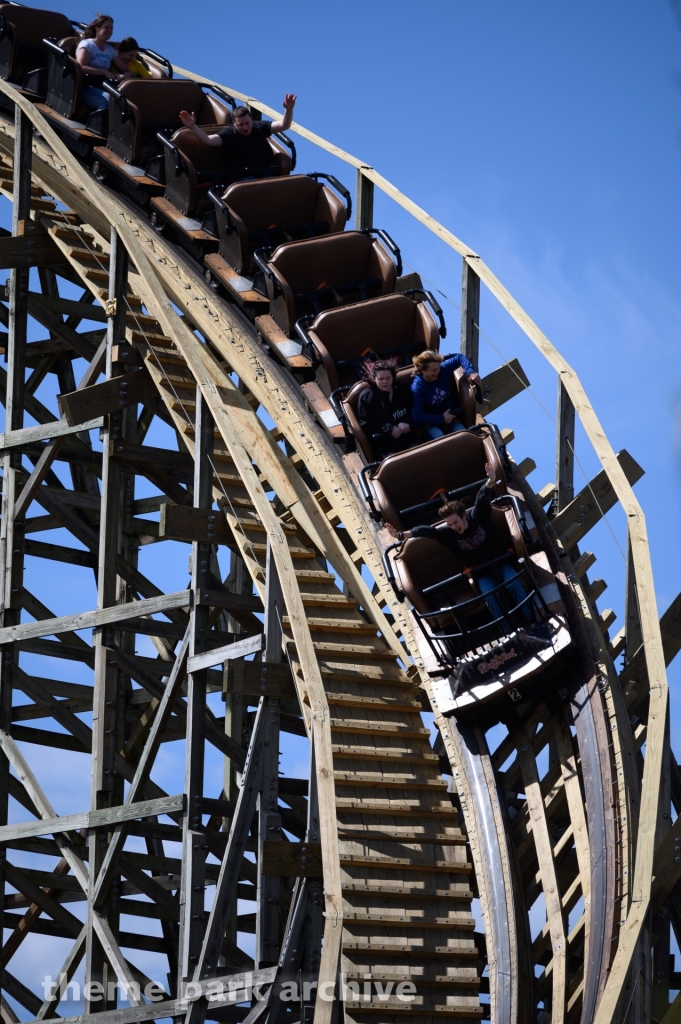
[118,38,151,78]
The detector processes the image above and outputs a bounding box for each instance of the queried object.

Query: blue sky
[1,0,681,1010]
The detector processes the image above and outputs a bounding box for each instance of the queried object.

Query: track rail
[0,71,673,1024]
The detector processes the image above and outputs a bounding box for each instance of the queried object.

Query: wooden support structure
[0,69,672,1024]
[461,257,481,369]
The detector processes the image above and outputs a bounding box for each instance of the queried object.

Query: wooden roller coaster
[0,38,676,1024]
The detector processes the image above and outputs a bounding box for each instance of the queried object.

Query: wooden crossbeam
[0,794,184,844]
[58,367,158,427]
[187,633,263,673]
[476,358,530,414]
[0,590,191,646]
[552,449,644,547]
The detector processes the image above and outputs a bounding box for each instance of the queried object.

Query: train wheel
[150,211,167,237]
[91,159,108,183]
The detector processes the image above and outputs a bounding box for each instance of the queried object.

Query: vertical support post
[256,540,283,967]
[555,379,575,514]
[460,259,480,369]
[624,536,643,663]
[355,168,374,232]
[0,104,31,985]
[177,388,214,991]
[85,228,128,1012]
[652,707,672,1019]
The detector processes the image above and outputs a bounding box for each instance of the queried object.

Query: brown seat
[363,428,505,530]
[305,292,441,396]
[0,5,73,89]
[260,230,401,337]
[343,364,476,463]
[213,174,349,275]
[107,80,232,168]
[162,127,292,219]
[389,507,529,648]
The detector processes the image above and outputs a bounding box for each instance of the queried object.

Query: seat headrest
[224,174,321,230]
[309,293,418,360]
[375,430,488,520]
[58,34,81,56]
[0,5,74,48]
[119,79,205,123]
[170,126,229,171]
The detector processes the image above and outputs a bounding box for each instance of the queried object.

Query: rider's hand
[468,372,481,385]
[485,461,496,482]
[283,93,297,111]
[385,523,399,538]
[179,109,196,127]
[398,422,410,434]
[443,409,456,424]
[391,427,402,439]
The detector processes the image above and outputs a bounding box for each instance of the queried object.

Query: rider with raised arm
[385,462,530,622]
[177,93,297,183]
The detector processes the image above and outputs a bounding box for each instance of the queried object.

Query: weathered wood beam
[224,660,295,700]
[0,107,31,991]
[476,358,529,415]
[0,794,185,845]
[0,590,191,646]
[160,504,231,545]
[187,633,263,674]
[552,449,644,548]
[461,259,480,370]
[178,388,214,987]
[0,232,67,270]
[59,367,158,427]
[555,379,575,513]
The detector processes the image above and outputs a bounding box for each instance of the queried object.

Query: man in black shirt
[178,93,297,182]
[386,463,531,622]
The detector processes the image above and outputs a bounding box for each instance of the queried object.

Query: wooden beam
[0,794,184,844]
[0,590,191,645]
[0,416,104,451]
[159,504,231,545]
[461,259,480,370]
[477,358,530,415]
[224,660,295,700]
[0,232,66,270]
[261,841,323,878]
[58,367,157,427]
[551,449,644,548]
[555,379,575,513]
[355,168,373,231]
[187,633,264,674]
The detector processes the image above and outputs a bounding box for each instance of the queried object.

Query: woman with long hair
[357,359,415,459]
[76,14,130,111]
[410,349,481,439]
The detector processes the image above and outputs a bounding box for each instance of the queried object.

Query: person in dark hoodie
[385,462,531,622]
[411,349,481,439]
[357,359,416,459]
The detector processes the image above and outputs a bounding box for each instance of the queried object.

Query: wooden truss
[0,73,675,1024]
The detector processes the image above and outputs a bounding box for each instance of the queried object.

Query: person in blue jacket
[411,349,481,439]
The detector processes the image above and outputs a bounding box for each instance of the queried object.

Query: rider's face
[444,513,467,534]
[233,115,253,136]
[421,361,440,382]
[374,371,393,392]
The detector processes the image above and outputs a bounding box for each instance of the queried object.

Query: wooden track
[0,74,675,1024]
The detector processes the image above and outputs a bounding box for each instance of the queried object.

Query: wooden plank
[461,260,480,368]
[159,504,231,544]
[0,590,191,645]
[187,633,263,674]
[0,794,184,843]
[552,449,644,547]
[261,841,323,878]
[555,379,575,512]
[300,381,345,439]
[0,416,104,451]
[58,367,157,427]
[254,313,313,369]
[0,232,66,269]
[196,588,263,613]
[476,358,529,414]
[224,661,299,700]
[204,252,270,308]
